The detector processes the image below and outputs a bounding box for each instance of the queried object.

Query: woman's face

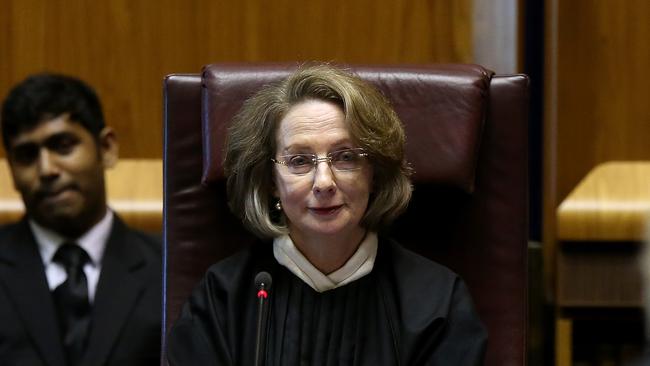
[273,99,373,242]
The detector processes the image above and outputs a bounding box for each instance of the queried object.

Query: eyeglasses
[272,148,369,175]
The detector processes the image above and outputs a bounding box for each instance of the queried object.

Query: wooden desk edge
[557,161,650,241]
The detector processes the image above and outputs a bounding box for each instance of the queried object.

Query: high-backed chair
[163,64,529,366]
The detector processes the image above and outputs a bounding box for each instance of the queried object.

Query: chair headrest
[201,63,492,193]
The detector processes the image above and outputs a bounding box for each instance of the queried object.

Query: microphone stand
[254,272,272,366]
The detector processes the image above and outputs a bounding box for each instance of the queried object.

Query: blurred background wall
[3,0,650,363]
[1,0,519,160]
[544,0,650,289]
[543,2,650,362]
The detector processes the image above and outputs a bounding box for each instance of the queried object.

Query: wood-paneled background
[5,0,650,359]
[544,0,650,294]
[0,0,477,159]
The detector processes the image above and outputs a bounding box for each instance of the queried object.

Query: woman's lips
[309,205,343,215]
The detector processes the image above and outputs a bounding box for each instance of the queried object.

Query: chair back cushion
[201,64,491,192]
[163,64,528,366]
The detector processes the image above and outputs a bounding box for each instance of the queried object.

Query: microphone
[254,272,272,366]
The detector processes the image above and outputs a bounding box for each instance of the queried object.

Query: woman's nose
[312,161,336,194]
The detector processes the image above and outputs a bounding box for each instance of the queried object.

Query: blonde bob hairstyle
[224,64,412,238]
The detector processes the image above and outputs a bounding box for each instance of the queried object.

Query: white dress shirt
[273,231,378,293]
[31,210,113,303]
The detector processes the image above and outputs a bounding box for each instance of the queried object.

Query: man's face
[6,114,117,237]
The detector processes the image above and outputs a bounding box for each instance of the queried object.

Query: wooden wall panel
[555,0,650,202]
[544,0,650,295]
[0,0,472,159]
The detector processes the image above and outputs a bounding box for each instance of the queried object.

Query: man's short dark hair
[1,73,105,147]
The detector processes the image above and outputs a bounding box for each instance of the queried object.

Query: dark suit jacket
[0,216,161,366]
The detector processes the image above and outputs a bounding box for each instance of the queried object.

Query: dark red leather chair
[163,64,529,366]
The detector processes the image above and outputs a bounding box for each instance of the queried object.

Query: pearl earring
[275,201,282,211]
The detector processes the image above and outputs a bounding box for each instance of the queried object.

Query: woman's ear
[98,127,119,168]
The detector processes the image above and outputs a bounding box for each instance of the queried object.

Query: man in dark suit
[0,74,161,366]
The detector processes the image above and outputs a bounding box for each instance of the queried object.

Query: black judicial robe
[167,238,487,365]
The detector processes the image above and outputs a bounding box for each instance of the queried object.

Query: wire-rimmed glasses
[271,148,368,175]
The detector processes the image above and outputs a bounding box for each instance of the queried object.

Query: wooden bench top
[557,161,650,241]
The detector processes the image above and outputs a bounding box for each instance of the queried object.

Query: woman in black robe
[167,64,487,365]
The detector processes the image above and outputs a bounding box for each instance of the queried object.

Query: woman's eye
[334,150,355,162]
[340,151,354,161]
[288,155,311,166]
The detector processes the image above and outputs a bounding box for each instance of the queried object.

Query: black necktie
[52,243,91,366]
